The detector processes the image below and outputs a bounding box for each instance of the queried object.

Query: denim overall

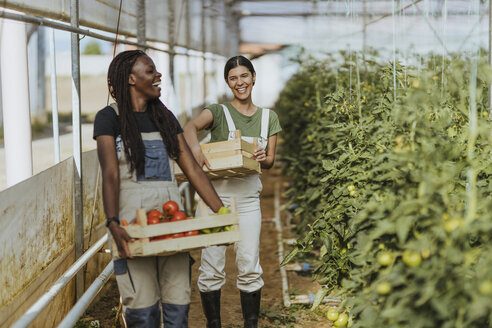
[109,104,190,327]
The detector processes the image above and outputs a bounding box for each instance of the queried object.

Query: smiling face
[226,65,256,101]
[128,55,162,102]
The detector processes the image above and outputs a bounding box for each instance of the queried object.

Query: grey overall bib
[109,104,191,327]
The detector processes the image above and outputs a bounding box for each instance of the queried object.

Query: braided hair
[107,50,180,175]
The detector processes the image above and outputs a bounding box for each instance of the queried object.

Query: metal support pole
[362,0,367,55]
[168,0,176,87]
[35,26,46,121]
[202,0,207,105]
[489,0,492,116]
[186,0,193,118]
[273,182,291,307]
[56,261,114,328]
[178,182,192,216]
[137,0,146,51]
[49,28,60,163]
[1,12,33,187]
[71,0,84,301]
[11,234,109,328]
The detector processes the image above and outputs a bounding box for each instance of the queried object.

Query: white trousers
[197,175,264,293]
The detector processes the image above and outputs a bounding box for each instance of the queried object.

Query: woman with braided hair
[93,50,225,327]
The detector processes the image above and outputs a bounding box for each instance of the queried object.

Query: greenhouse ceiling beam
[237,0,384,1]
[0,9,206,58]
[239,11,473,17]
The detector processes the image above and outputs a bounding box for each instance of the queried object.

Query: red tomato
[184,230,199,237]
[163,201,179,216]
[152,234,172,241]
[170,232,185,238]
[147,216,160,225]
[147,209,163,224]
[171,211,187,222]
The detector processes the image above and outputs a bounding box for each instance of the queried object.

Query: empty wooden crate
[174,130,261,182]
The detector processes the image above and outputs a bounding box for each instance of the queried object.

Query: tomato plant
[276,50,492,327]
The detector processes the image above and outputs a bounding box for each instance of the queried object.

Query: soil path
[80,166,331,327]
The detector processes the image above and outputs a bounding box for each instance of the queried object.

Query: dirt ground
[78,166,333,328]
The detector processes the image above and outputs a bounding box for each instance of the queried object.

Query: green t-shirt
[206,103,282,146]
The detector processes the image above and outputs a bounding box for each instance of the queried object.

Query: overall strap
[109,102,119,116]
[221,104,237,140]
[260,108,270,141]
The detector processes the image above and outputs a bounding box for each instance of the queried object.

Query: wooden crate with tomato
[118,200,241,257]
[174,130,261,182]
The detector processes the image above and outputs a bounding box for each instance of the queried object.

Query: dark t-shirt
[93,105,183,139]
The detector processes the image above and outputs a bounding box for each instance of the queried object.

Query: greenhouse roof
[0,0,488,57]
[234,0,488,55]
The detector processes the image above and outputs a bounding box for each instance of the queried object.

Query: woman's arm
[253,134,278,169]
[176,133,224,212]
[183,109,214,170]
[96,135,133,258]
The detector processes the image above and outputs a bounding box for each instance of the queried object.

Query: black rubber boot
[200,290,221,328]
[240,289,261,328]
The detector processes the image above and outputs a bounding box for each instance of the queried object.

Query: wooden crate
[118,201,241,257]
[175,130,261,182]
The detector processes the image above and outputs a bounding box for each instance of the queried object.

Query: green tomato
[421,249,431,259]
[223,225,234,231]
[479,280,492,295]
[402,250,422,267]
[347,185,356,192]
[200,228,212,234]
[402,250,422,266]
[377,252,393,266]
[444,218,462,233]
[333,313,349,327]
[376,282,392,295]
[325,309,339,321]
[217,206,230,215]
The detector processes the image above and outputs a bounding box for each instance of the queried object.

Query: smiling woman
[128,55,162,104]
[183,55,282,328]
[92,49,225,327]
